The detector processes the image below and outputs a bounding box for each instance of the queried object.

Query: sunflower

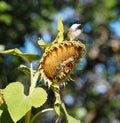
[38,40,86,87]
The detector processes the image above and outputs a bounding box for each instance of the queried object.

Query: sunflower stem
[29,63,34,94]
[29,63,40,95]
[25,110,31,123]
[51,85,61,104]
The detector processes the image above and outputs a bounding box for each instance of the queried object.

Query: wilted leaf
[4,82,47,122]
[0,48,40,63]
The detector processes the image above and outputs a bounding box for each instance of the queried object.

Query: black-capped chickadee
[67,23,83,41]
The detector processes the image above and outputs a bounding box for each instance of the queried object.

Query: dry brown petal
[39,41,86,84]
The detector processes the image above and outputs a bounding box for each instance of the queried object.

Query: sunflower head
[38,40,86,86]
[38,17,86,87]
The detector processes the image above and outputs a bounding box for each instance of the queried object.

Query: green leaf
[0,14,12,25]
[54,103,80,123]
[0,103,13,123]
[66,114,80,123]
[20,54,40,63]
[4,82,47,122]
[38,17,64,49]
[0,109,3,117]
[54,103,61,116]
[0,1,12,12]
[38,38,45,45]
[0,48,40,63]
[58,17,64,31]
[0,48,22,54]
[18,65,30,77]
[103,0,117,8]
[38,38,51,50]
[110,100,120,109]
[53,17,64,44]
[60,103,80,123]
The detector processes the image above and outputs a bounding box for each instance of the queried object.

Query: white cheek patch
[71,24,81,31]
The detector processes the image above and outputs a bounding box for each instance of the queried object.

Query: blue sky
[110,19,120,37]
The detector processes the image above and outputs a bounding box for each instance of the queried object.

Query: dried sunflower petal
[38,40,86,86]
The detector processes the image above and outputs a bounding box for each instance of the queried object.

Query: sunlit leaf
[38,38,45,46]
[0,48,22,54]
[67,114,80,123]
[103,0,117,8]
[4,82,47,122]
[58,17,64,31]
[38,38,51,50]
[54,103,61,116]
[0,1,12,12]
[53,17,64,44]
[0,110,3,117]
[0,48,40,63]
[57,17,64,43]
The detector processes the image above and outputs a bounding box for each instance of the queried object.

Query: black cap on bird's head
[77,23,84,30]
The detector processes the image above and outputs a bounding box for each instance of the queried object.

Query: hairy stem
[51,85,61,104]
[29,63,40,94]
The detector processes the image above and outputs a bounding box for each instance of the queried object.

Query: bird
[67,22,83,41]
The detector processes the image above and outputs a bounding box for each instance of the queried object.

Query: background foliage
[0,0,120,123]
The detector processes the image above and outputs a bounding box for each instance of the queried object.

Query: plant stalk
[29,63,40,94]
[25,110,31,123]
[31,108,54,123]
[51,85,62,104]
